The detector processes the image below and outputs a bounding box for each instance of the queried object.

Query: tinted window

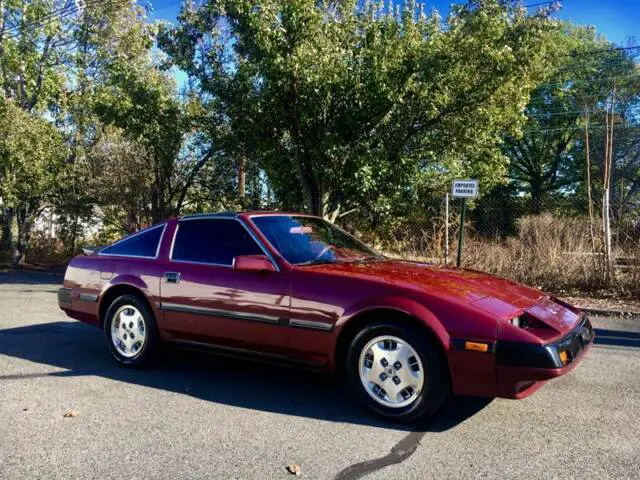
[171,219,263,265]
[100,225,165,258]
[252,216,379,265]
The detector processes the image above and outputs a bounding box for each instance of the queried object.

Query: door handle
[164,272,181,284]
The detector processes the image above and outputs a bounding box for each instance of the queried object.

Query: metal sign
[450,179,478,267]
[451,179,478,199]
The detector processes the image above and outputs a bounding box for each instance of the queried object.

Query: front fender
[338,295,450,350]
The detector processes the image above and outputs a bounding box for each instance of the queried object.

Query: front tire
[345,321,450,423]
[104,294,158,367]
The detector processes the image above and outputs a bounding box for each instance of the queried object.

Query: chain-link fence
[346,195,640,292]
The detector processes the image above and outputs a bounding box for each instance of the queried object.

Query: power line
[2,0,128,41]
[527,103,640,117]
[522,123,640,135]
[1,0,78,37]
[527,108,639,118]
[565,45,640,58]
[522,1,558,8]
[1,0,83,39]
[528,109,595,118]
[531,73,640,91]
[151,0,183,16]
[554,57,640,76]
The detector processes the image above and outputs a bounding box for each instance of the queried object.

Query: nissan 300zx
[58,212,593,422]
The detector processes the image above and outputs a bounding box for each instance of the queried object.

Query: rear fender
[98,275,161,328]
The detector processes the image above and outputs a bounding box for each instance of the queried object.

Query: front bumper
[495,315,594,398]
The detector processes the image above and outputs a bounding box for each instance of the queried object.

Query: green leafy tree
[0,0,152,254]
[0,99,67,264]
[160,0,557,220]
[94,61,185,223]
[504,25,638,213]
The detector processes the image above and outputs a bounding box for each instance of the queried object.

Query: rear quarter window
[99,224,165,258]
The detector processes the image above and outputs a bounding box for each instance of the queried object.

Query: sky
[149,0,639,46]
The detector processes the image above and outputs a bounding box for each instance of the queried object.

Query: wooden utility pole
[584,106,596,252]
[602,82,616,280]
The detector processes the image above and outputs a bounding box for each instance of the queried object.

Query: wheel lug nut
[129,322,134,328]
[393,361,402,370]
[380,358,388,367]
[392,376,401,385]
[379,373,387,382]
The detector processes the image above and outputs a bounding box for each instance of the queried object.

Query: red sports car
[58,212,593,422]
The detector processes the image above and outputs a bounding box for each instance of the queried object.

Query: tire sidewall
[346,322,449,422]
[104,294,157,367]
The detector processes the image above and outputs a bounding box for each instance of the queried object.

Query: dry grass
[463,214,605,290]
[389,213,639,295]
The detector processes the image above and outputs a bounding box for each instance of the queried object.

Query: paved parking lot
[1,271,639,479]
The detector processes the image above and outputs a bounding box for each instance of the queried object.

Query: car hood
[308,259,545,319]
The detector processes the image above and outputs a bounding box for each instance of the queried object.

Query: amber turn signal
[559,351,568,365]
[464,341,489,353]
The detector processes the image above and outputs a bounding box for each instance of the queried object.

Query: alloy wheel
[358,335,425,408]
[110,305,147,358]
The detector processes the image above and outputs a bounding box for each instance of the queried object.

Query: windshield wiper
[349,255,380,263]
[297,258,337,266]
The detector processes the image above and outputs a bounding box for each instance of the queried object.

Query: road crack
[334,431,426,480]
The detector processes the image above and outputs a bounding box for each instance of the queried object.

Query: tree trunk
[151,158,167,223]
[126,208,138,233]
[0,207,11,251]
[531,183,543,214]
[12,214,34,266]
[238,156,246,205]
[306,180,338,220]
[67,214,79,257]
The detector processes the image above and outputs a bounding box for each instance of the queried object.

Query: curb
[578,306,640,317]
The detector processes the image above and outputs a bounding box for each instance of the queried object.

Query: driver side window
[171,218,263,265]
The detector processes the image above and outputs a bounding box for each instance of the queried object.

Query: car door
[160,216,291,354]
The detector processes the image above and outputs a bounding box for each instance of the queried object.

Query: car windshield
[251,215,381,265]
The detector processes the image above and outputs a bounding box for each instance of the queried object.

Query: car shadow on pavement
[0,321,491,431]
[0,270,64,285]
[594,328,640,348]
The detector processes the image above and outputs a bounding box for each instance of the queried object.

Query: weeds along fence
[345,196,640,293]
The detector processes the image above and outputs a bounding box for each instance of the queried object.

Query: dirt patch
[562,296,640,314]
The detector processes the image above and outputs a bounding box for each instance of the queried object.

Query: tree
[94,61,186,222]
[0,0,151,255]
[0,0,78,255]
[160,0,557,220]
[505,25,638,213]
[56,1,190,232]
[0,99,67,264]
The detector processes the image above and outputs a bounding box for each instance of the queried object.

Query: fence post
[456,198,466,268]
[444,193,449,265]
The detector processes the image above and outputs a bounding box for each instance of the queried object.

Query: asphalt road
[1,271,639,479]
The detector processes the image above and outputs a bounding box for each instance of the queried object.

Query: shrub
[463,214,605,290]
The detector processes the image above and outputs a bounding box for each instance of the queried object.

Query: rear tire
[103,294,158,367]
[345,320,450,423]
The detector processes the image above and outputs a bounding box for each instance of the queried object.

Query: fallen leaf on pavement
[286,464,301,476]
[63,410,78,418]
